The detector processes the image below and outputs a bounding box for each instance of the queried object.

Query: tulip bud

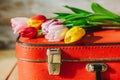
[27,14,47,29]
[64,26,86,44]
[20,27,38,38]
[41,19,68,41]
[41,19,61,35]
[10,17,28,34]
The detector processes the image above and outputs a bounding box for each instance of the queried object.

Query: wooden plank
[8,65,18,80]
[0,49,17,80]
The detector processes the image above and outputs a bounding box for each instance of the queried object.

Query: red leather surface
[16,30,120,80]
[18,60,120,80]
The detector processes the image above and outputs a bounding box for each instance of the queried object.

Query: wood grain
[0,49,17,80]
[8,65,18,80]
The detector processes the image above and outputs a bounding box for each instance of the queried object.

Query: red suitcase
[16,29,120,80]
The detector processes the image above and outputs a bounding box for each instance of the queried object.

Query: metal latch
[47,48,61,75]
[86,63,107,80]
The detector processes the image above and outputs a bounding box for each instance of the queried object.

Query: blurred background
[0,0,120,49]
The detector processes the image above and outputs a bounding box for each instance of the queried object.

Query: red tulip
[20,27,38,38]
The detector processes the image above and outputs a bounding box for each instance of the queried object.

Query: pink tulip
[41,19,61,35]
[41,19,68,42]
[11,17,28,34]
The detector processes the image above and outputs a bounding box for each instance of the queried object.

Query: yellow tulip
[64,26,86,44]
[27,14,47,29]
[27,19,44,29]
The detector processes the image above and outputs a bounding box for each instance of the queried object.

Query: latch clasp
[47,48,61,75]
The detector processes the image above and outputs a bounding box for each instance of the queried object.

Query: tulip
[20,27,38,38]
[11,17,28,34]
[42,19,68,41]
[27,14,47,29]
[41,19,61,35]
[64,26,86,44]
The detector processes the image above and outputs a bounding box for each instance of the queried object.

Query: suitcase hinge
[47,48,61,75]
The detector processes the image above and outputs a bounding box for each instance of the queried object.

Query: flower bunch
[11,15,85,43]
[11,2,120,44]
[11,14,47,38]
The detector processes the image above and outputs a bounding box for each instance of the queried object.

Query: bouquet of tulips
[11,2,120,44]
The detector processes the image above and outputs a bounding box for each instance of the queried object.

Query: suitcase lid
[16,29,120,63]
[18,29,120,45]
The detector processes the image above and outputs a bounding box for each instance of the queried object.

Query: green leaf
[55,14,80,19]
[87,21,106,25]
[87,20,120,26]
[64,14,81,19]
[54,12,70,18]
[86,14,117,21]
[91,2,120,18]
[86,14,120,25]
[54,12,70,16]
[65,14,92,21]
[62,13,91,20]
[63,17,87,26]
[64,5,92,14]
[38,29,42,35]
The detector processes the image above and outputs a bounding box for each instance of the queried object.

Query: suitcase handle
[86,63,107,80]
[47,48,61,75]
